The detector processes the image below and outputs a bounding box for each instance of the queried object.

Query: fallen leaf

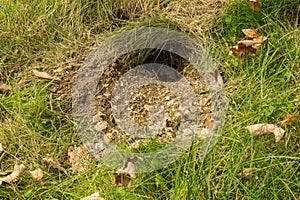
[247,0,262,11]
[0,84,12,93]
[279,114,293,124]
[278,113,300,125]
[239,36,267,48]
[0,164,26,185]
[115,173,132,188]
[42,158,67,174]
[28,168,43,181]
[245,123,285,142]
[0,143,4,153]
[230,43,257,56]
[68,145,93,173]
[115,156,143,188]
[32,69,60,81]
[81,192,105,200]
[117,156,142,178]
[253,36,268,48]
[230,35,267,56]
[242,29,260,38]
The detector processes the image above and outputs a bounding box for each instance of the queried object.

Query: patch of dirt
[93,49,211,148]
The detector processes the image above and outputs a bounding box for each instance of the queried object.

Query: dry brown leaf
[28,168,43,181]
[253,36,268,45]
[115,173,132,188]
[230,35,267,56]
[279,114,294,125]
[242,29,260,38]
[68,145,93,173]
[32,69,60,81]
[42,158,67,174]
[230,43,257,56]
[0,164,26,185]
[0,84,12,93]
[245,123,285,143]
[115,156,143,188]
[239,36,267,48]
[278,113,300,125]
[117,156,142,178]
[247,0,262,11]
[0,143,4,153]
[81,192,105,200]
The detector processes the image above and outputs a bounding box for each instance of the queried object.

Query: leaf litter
[0,164,26,185]
[68,145,94,173]
[230,29,267,56]
[32,69,61,81]
[115,156,143,188]
[245,123,285,143]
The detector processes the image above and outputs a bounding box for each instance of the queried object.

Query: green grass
[1,0,299,199]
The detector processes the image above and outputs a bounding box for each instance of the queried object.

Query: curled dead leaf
[32,69,60,81]
[81,192,105,200]
[28,168,43,181]
[247,0,262,12]
[0,164,26,185]
[245,123,285,143]
[42,157,67,175]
